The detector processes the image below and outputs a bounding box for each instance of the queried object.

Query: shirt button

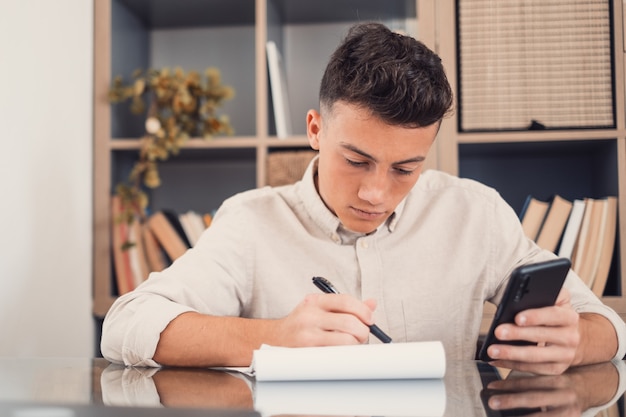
[332,233,341,244]
[360,240,369,249]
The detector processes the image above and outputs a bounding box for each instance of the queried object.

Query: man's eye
[395,167,416,176]
[346,159,367,167]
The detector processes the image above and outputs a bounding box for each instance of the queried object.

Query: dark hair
[319,22,453,128]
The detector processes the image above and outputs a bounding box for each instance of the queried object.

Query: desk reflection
[99,360,626,417]
[101,365,253,409]
[478,361,625,417]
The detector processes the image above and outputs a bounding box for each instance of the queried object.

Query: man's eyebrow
[340,142,425,165]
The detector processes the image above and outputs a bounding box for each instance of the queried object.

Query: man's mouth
[351,206,386,220]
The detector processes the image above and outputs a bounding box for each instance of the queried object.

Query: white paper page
[252,341,445,381]
[254,377,446,417]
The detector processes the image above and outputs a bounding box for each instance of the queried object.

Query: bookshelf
[428,0,626,329]
[93,0,626,336]
[92,0,421,317]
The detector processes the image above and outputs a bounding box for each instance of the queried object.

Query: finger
[310,327,366,346]
[487,375,566,391]
[316,311,372,342]
[363,298,377,312]
[303,294,372,341]
[495,323,579,348]
[515,305,579,328]
[487,342,576,366]
[284,309,367,346]
[488,389,575,411]
[310,293,375,324]
[488,359,570,376]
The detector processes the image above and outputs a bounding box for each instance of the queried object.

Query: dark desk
[0,357,623,416]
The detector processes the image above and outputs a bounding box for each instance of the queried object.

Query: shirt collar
[296,156,405,244]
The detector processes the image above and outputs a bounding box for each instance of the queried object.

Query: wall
[0,1,94,356]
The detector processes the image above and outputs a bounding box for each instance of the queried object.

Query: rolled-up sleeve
[101,195,254,367]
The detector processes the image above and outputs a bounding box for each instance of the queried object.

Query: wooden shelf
[92,0,420,318]
[93,0,626,326]
[109,137,261,150]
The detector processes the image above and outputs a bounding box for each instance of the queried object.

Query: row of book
[111,196,213,295]
[520,194,618,297]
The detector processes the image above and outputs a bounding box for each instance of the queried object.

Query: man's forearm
[153,311,280,367]
[574,313,619,366]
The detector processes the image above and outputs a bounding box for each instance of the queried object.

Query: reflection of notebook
[254,378,446,417]
[0,402,261,417]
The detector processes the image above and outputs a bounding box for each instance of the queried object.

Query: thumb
[364,298,377,312]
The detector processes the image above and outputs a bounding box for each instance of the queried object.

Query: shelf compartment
[110,0,257,138]
[111,147,257,215]
[459,138,621,297]
[459,139,618,215]
[265,0,418,137]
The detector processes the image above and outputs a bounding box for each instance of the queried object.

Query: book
[266,40,293,139]
[110,195,134,295]
[203,212,213,228]
[127,218,150,287]
[535,195,573,252]
[147,210,191,262]
[162,210,192,248]
[141,222,168,273]
[591,196,618,297]
[179,210,207,247]
[519,195,550,240]
[557,199,586,259]
[572,198,593,274]
[573,198,607,287]
[247,341,445,381]
[178,211,199,247]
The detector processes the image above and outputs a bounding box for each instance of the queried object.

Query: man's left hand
[486,288,580,375]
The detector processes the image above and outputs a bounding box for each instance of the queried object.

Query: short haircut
[319,22,453,128]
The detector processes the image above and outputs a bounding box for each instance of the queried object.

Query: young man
[102,22,626,375]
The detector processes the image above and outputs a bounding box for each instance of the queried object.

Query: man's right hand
[153,294,378,368]
[273,293,378,347]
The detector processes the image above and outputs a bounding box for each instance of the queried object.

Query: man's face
[306,102,439,234]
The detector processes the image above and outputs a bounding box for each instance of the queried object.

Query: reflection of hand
[487,289,580,375]
[152,368,253,409]
[484,362,619,415]
[274,293,376,346]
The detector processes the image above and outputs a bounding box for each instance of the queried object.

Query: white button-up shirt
[101,158,626,366]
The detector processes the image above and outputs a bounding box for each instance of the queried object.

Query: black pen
[312,276,393,343]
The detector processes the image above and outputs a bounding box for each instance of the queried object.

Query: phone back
[497,258,571,323]
[479,258,571,361]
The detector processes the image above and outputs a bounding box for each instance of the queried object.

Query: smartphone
[478,258,571,362]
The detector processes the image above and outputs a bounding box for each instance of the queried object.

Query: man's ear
[306,109,322,150]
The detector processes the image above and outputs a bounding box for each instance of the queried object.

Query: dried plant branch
[109,67,235,247]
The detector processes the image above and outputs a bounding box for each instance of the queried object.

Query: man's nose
[358,170,387,205]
